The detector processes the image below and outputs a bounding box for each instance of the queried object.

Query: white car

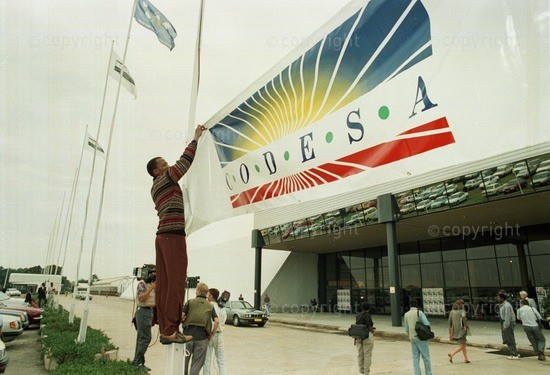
[536,159,550,173]
[416,199,432,211]
[363,207,378,221]
[532,171,550,186]
[345,213,364,226]
[481,183,503,196]
[0,313,23,343]
[482,175,499,185]
[494,164,513,178]
[0,335,7,373]
[4,289,20,298]
[430,196,449,209]
[76,291,93,300]
[464,178,482,190]
[445,184,458,194]
[449,191,468,205]
[400,203,416,214]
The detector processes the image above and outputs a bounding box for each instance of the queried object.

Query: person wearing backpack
[404,299,432,375]
[353,302,375,375]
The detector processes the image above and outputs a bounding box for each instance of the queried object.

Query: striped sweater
[151,140,197,235]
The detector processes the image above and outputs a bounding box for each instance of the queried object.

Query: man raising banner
[146,124,206,344]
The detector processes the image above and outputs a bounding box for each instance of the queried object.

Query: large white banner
[184,0,549,234]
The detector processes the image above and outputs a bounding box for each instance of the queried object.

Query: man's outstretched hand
[193,125,207,141]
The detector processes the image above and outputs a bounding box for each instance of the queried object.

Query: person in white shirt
[517,299,546,361]
[203,288,227,375]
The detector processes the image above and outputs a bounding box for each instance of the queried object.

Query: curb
[269,318,550,356]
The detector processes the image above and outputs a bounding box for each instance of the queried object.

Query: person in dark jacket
[354,302,375,374]
[37,283,47,308]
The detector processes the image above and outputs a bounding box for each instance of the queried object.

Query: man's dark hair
[146,157,161,177]
[521,299,529,306]
[209,288,220,301]
[409,299,418,308]
[361,302,371,312]
[497,293,507,300]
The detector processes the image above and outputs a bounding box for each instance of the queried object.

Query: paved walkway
[268,312,550,354]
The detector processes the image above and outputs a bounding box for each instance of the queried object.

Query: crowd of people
[351,289,546,375]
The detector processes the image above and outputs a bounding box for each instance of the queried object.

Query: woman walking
[448,299,471,363]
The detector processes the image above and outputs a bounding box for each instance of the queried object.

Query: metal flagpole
[54,188,71,276]
[77,0,139,343]
[187,0,205,131]
[58,125,88,300]
[70,41,115,324]
[42,231,53,275]
[45,204,61,276]
[47,192,66,284]
[2,267,10,290]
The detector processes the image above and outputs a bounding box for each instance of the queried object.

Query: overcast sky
[0,1,348,283]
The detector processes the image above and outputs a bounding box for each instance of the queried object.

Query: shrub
[40,305,116,364]
[51,359,147,375]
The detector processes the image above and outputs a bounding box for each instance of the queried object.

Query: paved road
[59,295,549,374]
[4,328,48,375]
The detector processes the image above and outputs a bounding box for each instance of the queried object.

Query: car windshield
[232,301,253,309]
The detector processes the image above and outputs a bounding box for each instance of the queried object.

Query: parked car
[0,309,29,330]
[428,187,446,200]
[445,183,458,194]
[464,178,482,190]
[532,171,550,186]
[481,183,503,196]
[345,213,364,227]
[493,164,513,178]
[464,172,479,180]
[482,175,499,185]
[0,336,8,374]
[400,203,416,214]
[448,191,469,205]
[224,300,268,327]
[76,290,93,300]
[0,314,23,343]
[536,159,550,174]
[0,293,26,308]
[416,199,432,211]
[513,159,540,175]
[363,207,378,221]
[430,196,449,209]
[502,178,528,194]
[4,289,20,298]
[513,167,532,179]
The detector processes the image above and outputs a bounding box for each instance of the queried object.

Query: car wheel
[257,322,266,327]
[233,315,241,327]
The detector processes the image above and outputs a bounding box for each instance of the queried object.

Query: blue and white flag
[134,0,177,50]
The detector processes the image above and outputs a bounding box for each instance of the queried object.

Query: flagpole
[48,192,66,284]
[77,0,139,343]
[42,231,53,275]
[182,0,205,234]
[69,42,115,325]
[54,187,72,276]
[58,125,88,300]
[45,205,61,276]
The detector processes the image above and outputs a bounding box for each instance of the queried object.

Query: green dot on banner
[325,132,333,143]
[255,165,260,173]
[378,106,390,120]
[284,151,290,161]
[232,175,236,182]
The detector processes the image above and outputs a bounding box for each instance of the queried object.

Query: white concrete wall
[261,252,318,311]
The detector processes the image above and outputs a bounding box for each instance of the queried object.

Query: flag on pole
[86,133,105,158]
[109,50,137,99]
[134,0,177,50]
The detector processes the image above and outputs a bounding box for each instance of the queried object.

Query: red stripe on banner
[398,116,449,135]
[339,131,455,168]
[230,125,455,208]
[319,163,365,178]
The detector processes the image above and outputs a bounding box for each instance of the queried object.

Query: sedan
[416,199,432,211]
[448,191,468,205]
[363,207,378,221]
[532,171,550,186]
[536,159,550,174]
[493,164,513,178]
[464,178,482,190]
[224,300,268,327]
[4,289,20,298]
[0,314,23,343]
[502,178,528,194]
[400,203,416,214]
[481,183,503,196]
[430,196,449,209]
[0,336,8,374]
[0,309,29,330]
[0,294,42,326]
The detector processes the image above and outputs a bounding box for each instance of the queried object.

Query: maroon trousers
[155,233,188,336]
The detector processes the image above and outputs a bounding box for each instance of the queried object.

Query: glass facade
[261,153,550,246]
[319,224,550,320]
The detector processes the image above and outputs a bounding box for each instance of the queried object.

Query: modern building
[259,152,550,320]
[8,273,62,293]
